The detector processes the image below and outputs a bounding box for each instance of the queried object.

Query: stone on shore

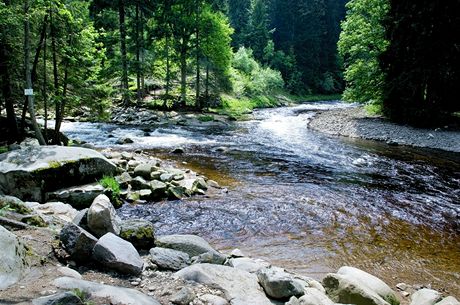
[26,201,78,224]
[436,296,460,305]
[133,164,155,179]
[87,194,121,237]
[156,234,218,257]
[192,251,227,265]
[119,219,156,250]
[176,264,272,305]
[0,225,29,289]
[92,233,144,275]
[32,291,83,305]
[257,266,305,300]
[410,289,442,305]
[60,223,98,262]
[170,287,196,305]
[46,183,105,209]
[0,146,117,201]
[298,288,334,305]
[150,247,190,271]
[228,257,271,273]
[53,277,161,305]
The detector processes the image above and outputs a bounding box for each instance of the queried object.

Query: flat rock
[150,247,190,271]
[170,287,195,305]
[0,146,117,201]
[93,233,144,275]
[26,201,78,224]
[156,234,218,257]
[257,266,305,300]
[120,219,155,250]
[46,183,105,209]
[60,223,98,262]
[176,264,272,305]
[436,296,460,305]
[87,194,121,237]
[0,225,29,289]
[410,289,442,305]
[192,251,227,265]
[53,277,160,305]
[32,291,83,305]
[228,257,270,273]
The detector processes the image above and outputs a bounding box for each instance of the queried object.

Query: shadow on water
[62,102,460,296]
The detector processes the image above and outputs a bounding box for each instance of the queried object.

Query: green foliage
[198,115,215,122]
[0,146,8,154]
[99,175,122,207]
[338,0,389,104]
[384,294,400,305]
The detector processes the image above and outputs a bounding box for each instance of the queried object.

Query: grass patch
[364,101,383,115]
[384,294,400,305]
[99,175,122,208]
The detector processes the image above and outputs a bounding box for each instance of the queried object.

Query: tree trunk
[0,36,18,143]
[205,61,210,103]
[119,0,129,104]
[195,0,201,110]
[54,36,71,145]
[24,0,46,145]
[135,3,141,105]
[43,27,48,143]
[180,38,188,106]
[50,6,59,126]
[140,8,145,95]
[165,33,171,101]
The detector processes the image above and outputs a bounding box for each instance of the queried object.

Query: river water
[61,102,460,295]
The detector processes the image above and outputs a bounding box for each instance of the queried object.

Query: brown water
[62,102,460,296]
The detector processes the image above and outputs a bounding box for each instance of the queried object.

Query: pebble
[131,281,140,286]
[396,282,408,291]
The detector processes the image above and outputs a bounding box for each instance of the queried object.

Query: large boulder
[150,247,190,271]
[46,183,105,209]
[298,288,334,305]
[257,266,305,300]
[92,233,144,275]
[87,194,121,237]
[0,146,117,202]
[25,201,78,224]
[60,223,98,262]
[436,297,460,305]
[156,234,217,257]
[119,219,155,250]
[410,289,442,305]
[176,264,272,305]
[228,257,271,273]
[53,277,161,305]
[32,291,83,305]
[0,225,29,289]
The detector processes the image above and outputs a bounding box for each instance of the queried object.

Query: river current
[61,102,460,295]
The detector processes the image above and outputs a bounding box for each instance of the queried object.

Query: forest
[1,0,459,145]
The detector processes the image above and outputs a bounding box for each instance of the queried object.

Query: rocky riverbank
[307,107,460,153]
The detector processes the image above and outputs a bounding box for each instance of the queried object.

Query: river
[60,101,460,296]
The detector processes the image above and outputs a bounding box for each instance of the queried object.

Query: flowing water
[61,102,460,295]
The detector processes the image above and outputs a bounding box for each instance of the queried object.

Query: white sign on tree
[24,89,34,96]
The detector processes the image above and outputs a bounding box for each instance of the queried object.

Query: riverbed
[61,101,460,296]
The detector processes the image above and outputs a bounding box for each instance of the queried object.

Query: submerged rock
[92,233,144,275]
[0,225,29,289]
[0,146,117,202]
[176,264,272,305]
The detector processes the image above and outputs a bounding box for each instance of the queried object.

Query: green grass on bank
[211,92,342,120]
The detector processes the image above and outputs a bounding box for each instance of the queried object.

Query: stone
[138,189,153,200]
[57,266,82,279]
[298,288,334,305]
[53,277,161,305]
[176,264,272,305]
[131,176,151,191]
[396,283,408,291]
[150,171,163,180]
[72,208,89,227]
[150,180,167,198]
[87,194,121,237]
[120,219,156,250]
[156,234,218,257]
[116,137,134,144]
[92,233,144,275]
[0,195,33,214]
[323,272,392,305]
[167,186,187,199]
[257,266,305,300]
[200,294,228,305]
[228,257,271,273]
[115,172,133,188]
[0,146,117,202]
[22,214,47,227]
[27,201,78,224]
[171,147,185,154]
[193,177,208,190]
[46,183,106,209]
[32,291,83,305]
[170,287,195,305]
[0,225,29,289]
[192,251,227,265]
[337,266,396,301]
[207,180,220,188]
[133,164,154,179]
[230,248,245,258]
[410,289,442,305]
[436,296,460,305]
[60,223,98,262]
[286,296,300,305]
[149,247,190,271]
[160,173,175,182]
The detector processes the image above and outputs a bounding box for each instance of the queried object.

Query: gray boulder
[26,201,78,224]
[150,180,167,198]
[436,297,460,305]
[133,164,155,179]
[323,272,392,305]
[156,234,218,257]
[131,176,151,191]
[32,291,83,305]
[150,247,190,271]
[115,172,133,188]
[228,257,271,273]
[46,183,105,209]
[410,289,442,305]
[176,264,272,305]
[119,219,155,250]
[192,251,227,265]
[298,288,334,305]
[92,233,144,275]
[257,266,305,300]
[0,225,29,289]
[60,223,98,262]
[53,277,160,305]
[170,287,196,305]
[87,194,121,237]
[0,195,33,214]
[0,146,117,201]
[199,294,228,305]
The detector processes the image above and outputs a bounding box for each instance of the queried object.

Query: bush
[99,176,122,207]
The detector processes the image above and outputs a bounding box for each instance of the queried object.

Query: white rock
[87,194,121,237]
[436,296,460,305]
[57,267,82,279]
[298,288,334,305]
[410,289,442,305]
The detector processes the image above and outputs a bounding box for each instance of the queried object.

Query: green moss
[198,115,215,122]
[121,226,154,240]
[0,146,8,154]
[384,294,400,305]
[22,215,47,227]
[47,161,62,168]
[99,175,122,207]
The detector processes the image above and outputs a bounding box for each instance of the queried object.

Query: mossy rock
[0,196,33,215]
[22,215,47,227]
[119,219,155,250]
